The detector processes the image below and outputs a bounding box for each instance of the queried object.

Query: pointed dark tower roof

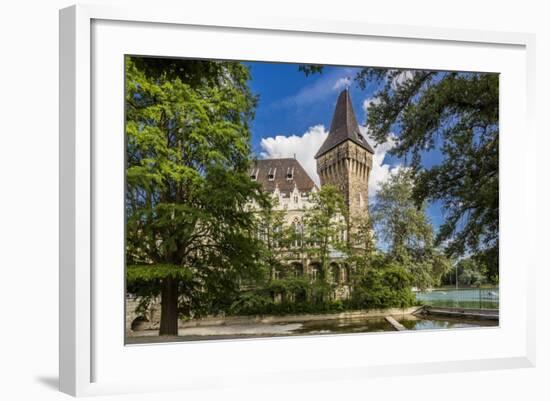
[315,89,374,158]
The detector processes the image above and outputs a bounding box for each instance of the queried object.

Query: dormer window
[249,168,258,181]
[268,167,276,181]
[286,167,294,180]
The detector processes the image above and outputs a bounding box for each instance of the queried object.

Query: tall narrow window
[273,225,280,248]
[292,219,302,248]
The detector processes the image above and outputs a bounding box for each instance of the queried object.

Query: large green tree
[371,170,450,289]
[301,66,498,278]
[363,69,498,277]
[125,56,262,335]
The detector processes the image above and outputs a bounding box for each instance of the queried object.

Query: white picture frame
[59,3,536,397]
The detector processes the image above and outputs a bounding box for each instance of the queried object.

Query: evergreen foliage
[125,56,263,333]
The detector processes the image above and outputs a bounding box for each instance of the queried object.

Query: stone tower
[315,89,374,221]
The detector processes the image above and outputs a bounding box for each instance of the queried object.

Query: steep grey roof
[251,158,317,195]
[315,89,374,158]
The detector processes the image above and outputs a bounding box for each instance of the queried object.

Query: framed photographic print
[59,3,536,397]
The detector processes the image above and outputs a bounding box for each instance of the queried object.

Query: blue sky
[244,61,445,231]
[247,63,371,154]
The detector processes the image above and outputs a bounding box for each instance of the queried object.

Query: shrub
[224,262,417,316]
[229,292,273,315]
[350,263,416,309]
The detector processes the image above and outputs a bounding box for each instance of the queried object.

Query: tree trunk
[159,276,179,336]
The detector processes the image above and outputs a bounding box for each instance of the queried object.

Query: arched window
[291,262,304,277]
[309,263,322,281]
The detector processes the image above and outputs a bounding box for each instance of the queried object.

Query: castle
[250,88,374,290]
[127,89,375,331]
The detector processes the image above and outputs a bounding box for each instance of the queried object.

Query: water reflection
[397,315,498,330]
[294,317,393,334]
[126,314,498,344]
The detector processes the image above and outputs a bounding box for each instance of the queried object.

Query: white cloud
[259,124,403,198]
[358,126,403,197]
[333,77,351,91]
[259,125,328,186]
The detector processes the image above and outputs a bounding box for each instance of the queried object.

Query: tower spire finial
[315,88,374,159]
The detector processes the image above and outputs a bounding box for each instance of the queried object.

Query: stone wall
[126,295,161,333]
[127,278,352,333]
[127,305,423,332]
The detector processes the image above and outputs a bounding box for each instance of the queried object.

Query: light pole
[455,263,458,290]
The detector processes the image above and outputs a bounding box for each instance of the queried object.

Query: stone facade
[316,140,373,221]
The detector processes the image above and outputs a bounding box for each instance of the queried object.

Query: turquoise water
[399,316,497,330]
[415,288,499,309]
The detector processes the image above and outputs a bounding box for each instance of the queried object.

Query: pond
[126,314,497,344]
[415,287,499,309]
[288,315,497,334]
